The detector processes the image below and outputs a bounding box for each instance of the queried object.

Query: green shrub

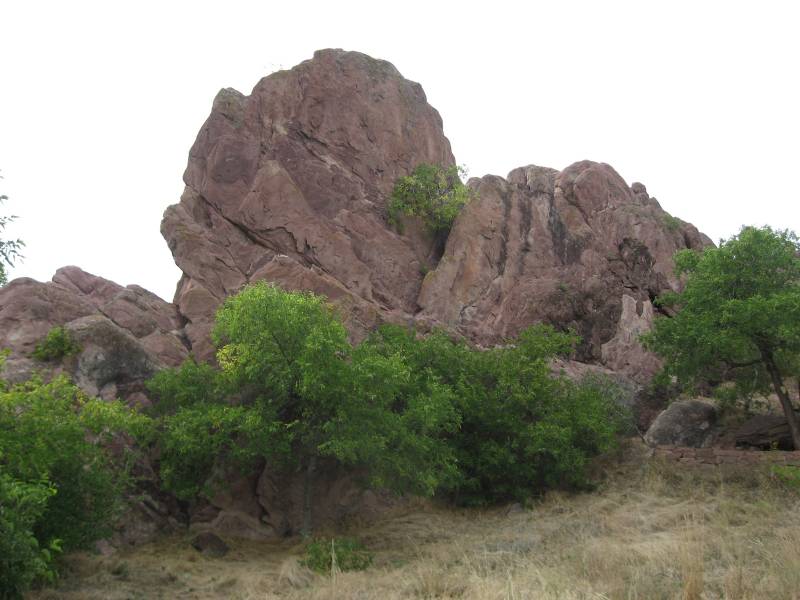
[31,326,80,362]
[0,367,149,596]
[301,537,373,574]
[152,283,458,534]
[388,164,474,234]
[0,475,59,600]
[772,465,800,493]
[662,213,682,232]
[364,324,626,505]
[146,357,228,416]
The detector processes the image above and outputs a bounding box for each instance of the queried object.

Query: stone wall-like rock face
[0,51,714,397]
[161,49,712,381]
[418,162,712,382]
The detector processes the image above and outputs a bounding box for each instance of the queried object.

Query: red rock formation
[0,267,187,394]
[1,48,713,399]
[162,49,454,360]
[161,49,711,381]
[0,48,720,540]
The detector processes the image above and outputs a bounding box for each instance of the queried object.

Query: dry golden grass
[30,443,800,600]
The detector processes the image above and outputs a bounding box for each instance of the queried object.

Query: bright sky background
[1,0,798,301]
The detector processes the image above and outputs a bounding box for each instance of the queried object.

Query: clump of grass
[301,537,373,574]
[663,213,682,232]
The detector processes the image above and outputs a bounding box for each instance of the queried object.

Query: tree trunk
[763,354,800,450]
[301,454,317,538]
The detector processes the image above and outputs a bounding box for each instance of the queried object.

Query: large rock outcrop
[162,48,455,360]
[0,49,715,420]
[161,49,711,379]
[417,163,711,381]
[0,266,188,400]
[0,48,720,541]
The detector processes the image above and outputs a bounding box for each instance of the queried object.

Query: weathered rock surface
[161,49,711,380]
[0,49,720,541]
[162,48,453,360]
[417,164,710,382]
[645,400,719,447]
[0,266,187,401]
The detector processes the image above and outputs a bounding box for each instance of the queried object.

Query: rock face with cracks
[0,48,716,539]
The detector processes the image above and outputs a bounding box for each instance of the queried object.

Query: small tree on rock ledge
[643,226,800,449]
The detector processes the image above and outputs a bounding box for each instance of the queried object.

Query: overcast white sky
[1,0,798,301]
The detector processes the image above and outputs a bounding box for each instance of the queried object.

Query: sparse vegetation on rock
[388,164,474,235]
[0,179,24,287]
[31,326,80,362]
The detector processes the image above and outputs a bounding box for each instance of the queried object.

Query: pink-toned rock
[162,49,454,355]
[0,267,188,399]
[161,51,711,386]
[418,162,712,382]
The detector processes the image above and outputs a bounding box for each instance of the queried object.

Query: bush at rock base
[0,475,59,600]
[0,360,149,597]
[149,284,628,519]
[363,324,629,505]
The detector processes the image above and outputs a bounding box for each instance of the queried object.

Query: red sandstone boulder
[0,267,188,401]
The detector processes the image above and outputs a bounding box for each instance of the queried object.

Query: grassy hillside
[31,443,800,600]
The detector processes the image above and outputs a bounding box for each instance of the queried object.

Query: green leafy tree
[0,475,59,600]
[155,283,458,535]
[642,226,800,449]
[0,177,24,287]
[388,164,474,235]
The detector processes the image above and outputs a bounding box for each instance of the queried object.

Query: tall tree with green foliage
[154,282,459,536]
[643,226,800,449]
[0,176,24,286]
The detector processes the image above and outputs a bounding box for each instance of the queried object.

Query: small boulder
[191,532,229,558]
[734,414,794,450]
[645,399,718,447]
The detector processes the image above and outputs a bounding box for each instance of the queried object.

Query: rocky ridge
[0,49,714,540]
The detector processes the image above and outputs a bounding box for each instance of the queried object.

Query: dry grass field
[31,443,800,600]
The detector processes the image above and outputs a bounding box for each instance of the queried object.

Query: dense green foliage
[31,326,80,362]
[0,183,24,287]
[146,367,276,501]
[363,325,627,505]
[151,283,459,531]
[153,284,625,521]
[0,365,147,597]
[642,226,800,448]
[0,476,58,600]
[302,537,373,574]
[388,164,474,234]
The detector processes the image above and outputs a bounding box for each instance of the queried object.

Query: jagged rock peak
[162,48,455,360]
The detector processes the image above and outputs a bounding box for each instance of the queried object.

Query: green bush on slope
[0,362,148,598]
